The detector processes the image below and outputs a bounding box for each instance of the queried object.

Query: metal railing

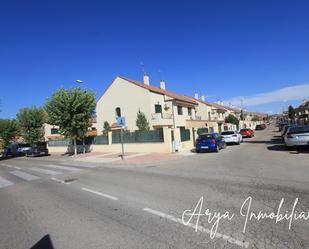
[112,130,164,144]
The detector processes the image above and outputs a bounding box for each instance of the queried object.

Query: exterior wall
[47,127,196,154]
[44,123,62,141]
[149,92,174,127]
[185,120,219,133]
[173,104,194,127]
[96,77,151,133]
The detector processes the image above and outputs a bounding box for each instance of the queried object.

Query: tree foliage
[225,114,239,126]
[45,87,96,155]
[136,110,150,131]
[103,121,111,135]
[16,106,46,144]
[288,105,295,120]
[0,119,19,149]
[251,115,260,122]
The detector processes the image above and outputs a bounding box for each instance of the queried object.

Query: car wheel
[196,149,200,153]
[222,143,227,149]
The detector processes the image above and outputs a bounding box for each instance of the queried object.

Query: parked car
[284,125,309,148]
[281,125,293,138]
[25,142,49,157]
[195,133,226,152]
[7,143,32,156]
[240,129,254,138]
[1,147,12,158]
[221,130,243,145]
[255,124,265,130]
[278,122,288,132]
[19,143,32,155]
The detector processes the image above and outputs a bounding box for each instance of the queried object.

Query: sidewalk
[72,151,189,164]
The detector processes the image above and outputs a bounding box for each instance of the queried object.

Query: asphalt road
[0,125,308,249]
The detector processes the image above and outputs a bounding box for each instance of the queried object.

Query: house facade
[295,99,309,124]
[96,74,198,134]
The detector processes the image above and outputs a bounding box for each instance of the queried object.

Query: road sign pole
[121,127,124,160]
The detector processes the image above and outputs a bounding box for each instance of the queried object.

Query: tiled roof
[118,76,197,105]
[185,95,227,111]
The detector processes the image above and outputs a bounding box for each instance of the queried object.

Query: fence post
[163,127,172,153]
[108,131,112,145]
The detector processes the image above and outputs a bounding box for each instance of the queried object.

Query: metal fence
[180,128,191,141]
[93,135,109,144]
[48,139,70,147]
[112,129,164,144]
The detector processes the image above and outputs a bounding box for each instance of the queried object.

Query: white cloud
[225,83,309,107]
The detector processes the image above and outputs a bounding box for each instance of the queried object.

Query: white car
[284,125,309,148]
[221,130,243,145]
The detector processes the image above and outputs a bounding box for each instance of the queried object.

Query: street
[0,125,308,249]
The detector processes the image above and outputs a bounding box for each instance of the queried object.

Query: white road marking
[10,170,40,181]
[1,164,21,170]
[143,208,250,249]
[0,176,13,188]
[44,164,81,171]
[61,162,96,168]
[29,167,62,176]
[1,163,13,168]
[81,187,119,200]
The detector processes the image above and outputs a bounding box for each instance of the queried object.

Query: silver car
[221,130,243,145]
[284,125,309,147]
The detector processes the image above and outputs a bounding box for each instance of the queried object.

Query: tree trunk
[74,138,77,156]
[83,137,85,154]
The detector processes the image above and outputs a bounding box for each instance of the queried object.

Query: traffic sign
[117,117,126,127]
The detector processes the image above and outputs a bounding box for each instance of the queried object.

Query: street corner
[113,152,184,165]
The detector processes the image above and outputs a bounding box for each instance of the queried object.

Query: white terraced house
[96,74,199,133]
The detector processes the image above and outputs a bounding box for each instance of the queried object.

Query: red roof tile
[119,76,197,105]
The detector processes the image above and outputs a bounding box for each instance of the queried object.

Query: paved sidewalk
[71,151,185,164]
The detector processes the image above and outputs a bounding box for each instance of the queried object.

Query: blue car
[195,133,227,153]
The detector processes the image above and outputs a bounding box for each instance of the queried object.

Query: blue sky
[1,0,309,118]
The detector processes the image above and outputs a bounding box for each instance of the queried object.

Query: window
[51,128,59,134]
[208,112,211,120]
[155,104,162,113]
[115,107,121,117]
[177,106,183,115]
[188,107,192,116]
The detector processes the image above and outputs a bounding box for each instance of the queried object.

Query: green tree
[0,119,19,150]
[225,114,239,126]
[240,110,244,121]
[45,87,96,155]
[136,109,150,131]
[288,105,295,120]
[103,121,111,135]
[16,106,46,145]
[251,115,260,122]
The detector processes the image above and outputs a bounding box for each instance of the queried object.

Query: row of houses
[295,99,309,124]
[45,74,268,153]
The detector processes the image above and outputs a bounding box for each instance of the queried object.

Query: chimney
[159,80,166,90]
[194,92,199,99]
[143,72,150,85]
[201,95,205,101]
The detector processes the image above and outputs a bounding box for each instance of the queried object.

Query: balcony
[190,116,201,120]
[151,113,174,127]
